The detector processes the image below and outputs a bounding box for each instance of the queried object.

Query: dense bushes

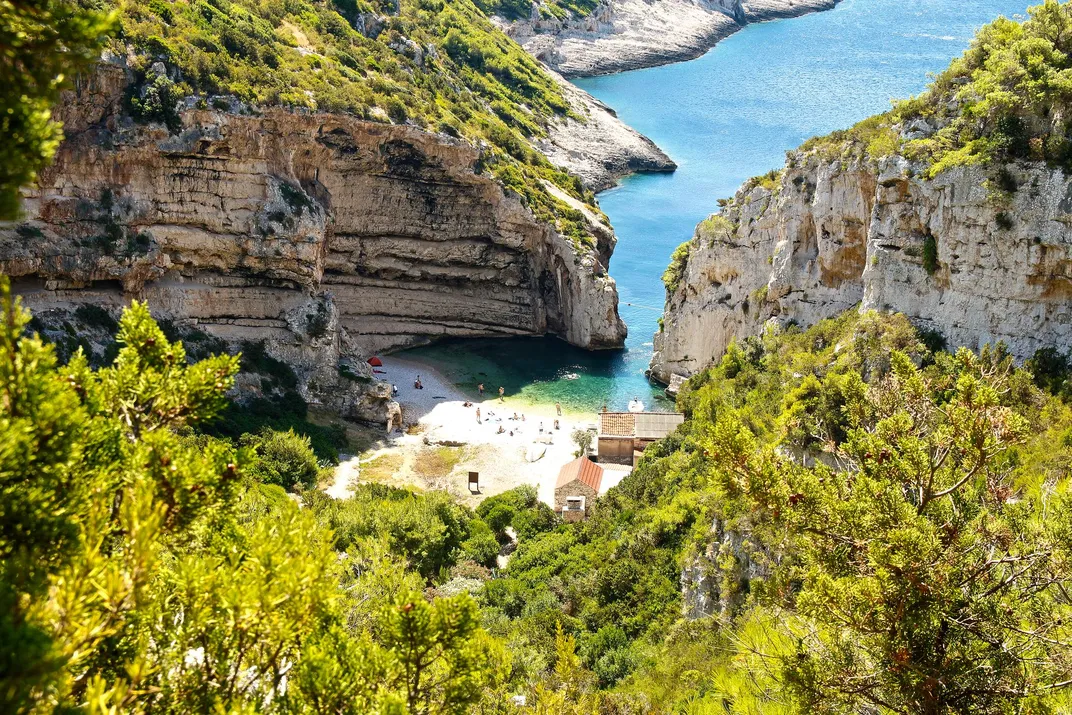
[799,1,1072,176]
[127,67,183,132]
[242,428,321,490]
[661,241,691,293]
[489,309,1072,712]
[304,484,501,577]
[476,484,558,541]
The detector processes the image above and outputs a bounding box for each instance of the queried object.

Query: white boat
[628,398,645,413]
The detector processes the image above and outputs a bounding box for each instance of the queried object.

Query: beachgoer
[539,422,543,433]
[601,404,608,413]
[556,402,562,416]
[509,430,514,437]
[512,412,519,420]
[497,425,505,434]
[476,407,481,423]
[463,401,472,407]
[478,383,484,397]
[415,375,423,389]
[521,414,526,422]
[554,419,559,430]
[498,386,505,402]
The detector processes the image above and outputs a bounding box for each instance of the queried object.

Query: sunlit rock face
[652,151,1072,384]
[2,65,628,422]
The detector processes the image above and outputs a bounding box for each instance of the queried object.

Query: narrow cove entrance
[398,0,1033,413]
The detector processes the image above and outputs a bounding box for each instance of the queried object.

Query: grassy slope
[472,0,601,22]
[798,0,1072,175]
[92,0,604,249]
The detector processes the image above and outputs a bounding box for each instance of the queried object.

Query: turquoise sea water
[400,0,1032,413]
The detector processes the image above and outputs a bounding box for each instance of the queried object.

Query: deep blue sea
[400,0,1033,414]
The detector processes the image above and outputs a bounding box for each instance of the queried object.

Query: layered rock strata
[651,153,1072,383]
[502,0,839,78]
[1,65,630,422]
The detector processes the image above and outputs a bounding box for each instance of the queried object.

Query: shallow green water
[400,336,676,413]
[401,0,1032,413]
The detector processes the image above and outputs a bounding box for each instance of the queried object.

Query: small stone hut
[554,456,604,522]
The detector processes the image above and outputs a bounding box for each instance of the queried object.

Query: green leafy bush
[476,484,557,542]
[922,232,938,274]
[662,240,691,293]
[242,428,321,490]
[306,484,494,578]
[127,68,182,133]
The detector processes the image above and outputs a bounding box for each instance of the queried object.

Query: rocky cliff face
[681,516,772,619]
[501,0,839,77]
[542,71,676,191]
[2,65,630,422]
[651,152,1072,383]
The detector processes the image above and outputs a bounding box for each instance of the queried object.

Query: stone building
[554,456,604,522]
[597,411,685,465]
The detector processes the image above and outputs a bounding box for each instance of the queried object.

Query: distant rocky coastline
[543,71,676,191]
[499,0,841,78]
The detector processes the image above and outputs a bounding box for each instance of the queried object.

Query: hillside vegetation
[493,309,1072,713]
[80,0,604,247]
[799,0,1072,178]
[10,283,1072,712]
[473,0,601,22]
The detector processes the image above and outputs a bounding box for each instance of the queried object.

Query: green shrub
[127,69,182,133]
[662,241,691,293]
[476,484,556,541]
[461,518,500,567]
[1027,346,1071,399]
[307,485,487,579]
[74,303,119,333]
[922,233,938,275]
[243,428,320,490]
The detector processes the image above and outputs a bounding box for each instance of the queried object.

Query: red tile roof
[599,412,635,437]
[555,456,604,492]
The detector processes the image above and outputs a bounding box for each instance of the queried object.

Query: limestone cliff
[543,71,676,191]
[2,64,629,423]
[500,0,839,77]
[651,151,1072,383]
